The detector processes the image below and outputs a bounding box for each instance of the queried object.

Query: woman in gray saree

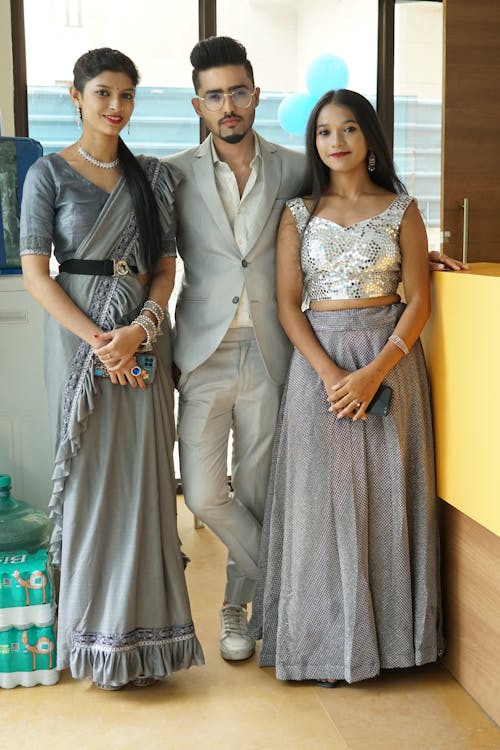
[20,48,204,689]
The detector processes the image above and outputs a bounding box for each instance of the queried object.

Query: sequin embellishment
[287,195,413,301]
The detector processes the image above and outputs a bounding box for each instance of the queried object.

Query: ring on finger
[351,400,361,408]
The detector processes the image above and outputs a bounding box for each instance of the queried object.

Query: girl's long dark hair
[73,47,162,270]
[304,89,407,224]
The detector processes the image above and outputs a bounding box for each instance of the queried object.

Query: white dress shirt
[211,135,264,328]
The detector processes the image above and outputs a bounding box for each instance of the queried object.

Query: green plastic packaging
[0,625,59,687]
[0,549,55,628]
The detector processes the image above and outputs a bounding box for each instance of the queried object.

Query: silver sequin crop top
[287,194,413,301]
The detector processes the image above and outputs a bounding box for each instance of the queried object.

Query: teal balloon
[278,92,316,136]
[306,54,349,98]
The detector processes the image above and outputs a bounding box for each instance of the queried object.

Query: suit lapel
[192,138,236,249]
[245,135,282,256]
[190,133,283,256]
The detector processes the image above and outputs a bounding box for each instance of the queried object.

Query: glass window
[394,0,443,251]
[217,0,378,151]
[24,0,199,157]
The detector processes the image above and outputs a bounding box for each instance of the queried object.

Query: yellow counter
[423,263,500,536]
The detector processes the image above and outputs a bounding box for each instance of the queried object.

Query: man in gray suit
[167,36,307,661]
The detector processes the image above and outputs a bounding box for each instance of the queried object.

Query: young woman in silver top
[250,89,443,686]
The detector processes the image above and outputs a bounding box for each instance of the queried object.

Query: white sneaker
[220,604,255,661]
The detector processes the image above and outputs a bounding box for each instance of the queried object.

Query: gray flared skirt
[249,304,443,684]
[48,318,204,685]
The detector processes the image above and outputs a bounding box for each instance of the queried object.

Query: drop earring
[368,151,376,172]
[127,120,131,135]
[75,104,82,130]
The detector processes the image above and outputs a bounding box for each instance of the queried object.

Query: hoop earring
[75,105,82,130]
[368,151,376,172]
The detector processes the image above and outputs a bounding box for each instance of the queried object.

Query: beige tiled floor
[2,499,499,750]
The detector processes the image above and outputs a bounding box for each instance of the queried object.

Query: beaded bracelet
[131,314,157,351]
[388,333,409,356]
[141,299,165,338]
[142,299,165,325]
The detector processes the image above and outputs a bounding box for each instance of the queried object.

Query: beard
[216,114,251,145]
[219,133,245,144]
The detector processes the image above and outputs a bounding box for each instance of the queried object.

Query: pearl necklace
[77,144,120,170]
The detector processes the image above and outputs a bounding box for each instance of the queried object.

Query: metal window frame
[198,0,216,142]
[10,0,28,136]
[377,0,395,153]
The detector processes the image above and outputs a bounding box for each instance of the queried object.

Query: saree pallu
[249,304,443,684]
[45,159,204,684]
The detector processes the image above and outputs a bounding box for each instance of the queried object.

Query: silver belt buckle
[113,259,130,276]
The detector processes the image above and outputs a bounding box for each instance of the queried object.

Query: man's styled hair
[190,36,254,92]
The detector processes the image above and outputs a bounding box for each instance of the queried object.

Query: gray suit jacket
[166,132,307,385]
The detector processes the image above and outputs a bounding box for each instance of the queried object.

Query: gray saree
[20,155,204,684]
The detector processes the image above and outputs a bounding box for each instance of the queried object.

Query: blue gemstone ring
[131,365,142,377]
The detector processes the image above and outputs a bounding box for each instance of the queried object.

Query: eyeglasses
[198,88,256,112]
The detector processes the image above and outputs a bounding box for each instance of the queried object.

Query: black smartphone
[366,384,392,416]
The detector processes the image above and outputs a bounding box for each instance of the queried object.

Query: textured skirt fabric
[249,304,443,684]
[52,321,204,685]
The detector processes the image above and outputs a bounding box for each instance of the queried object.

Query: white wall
[0,277,52,511]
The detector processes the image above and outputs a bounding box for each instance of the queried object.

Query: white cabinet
[0,275,51,512]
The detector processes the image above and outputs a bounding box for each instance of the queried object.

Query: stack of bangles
[131,299,165,351]
[388,333,409,355]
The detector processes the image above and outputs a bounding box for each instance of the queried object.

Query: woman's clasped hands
[92,325,147,389]
[326,365,383,421]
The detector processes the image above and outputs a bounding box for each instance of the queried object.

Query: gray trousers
[177,328,282,604]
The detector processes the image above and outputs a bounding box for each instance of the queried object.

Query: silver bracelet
[388,333,409,356]
[141,299,165,326]
[131,314,157,351]
[141,299,165,338]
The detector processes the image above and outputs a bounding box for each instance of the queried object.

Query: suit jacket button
[242,259,248,267]
[232,296,239,304]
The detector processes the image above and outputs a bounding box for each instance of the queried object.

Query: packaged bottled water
[0,476,59,687]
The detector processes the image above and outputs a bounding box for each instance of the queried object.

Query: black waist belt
[59,259,139,276]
